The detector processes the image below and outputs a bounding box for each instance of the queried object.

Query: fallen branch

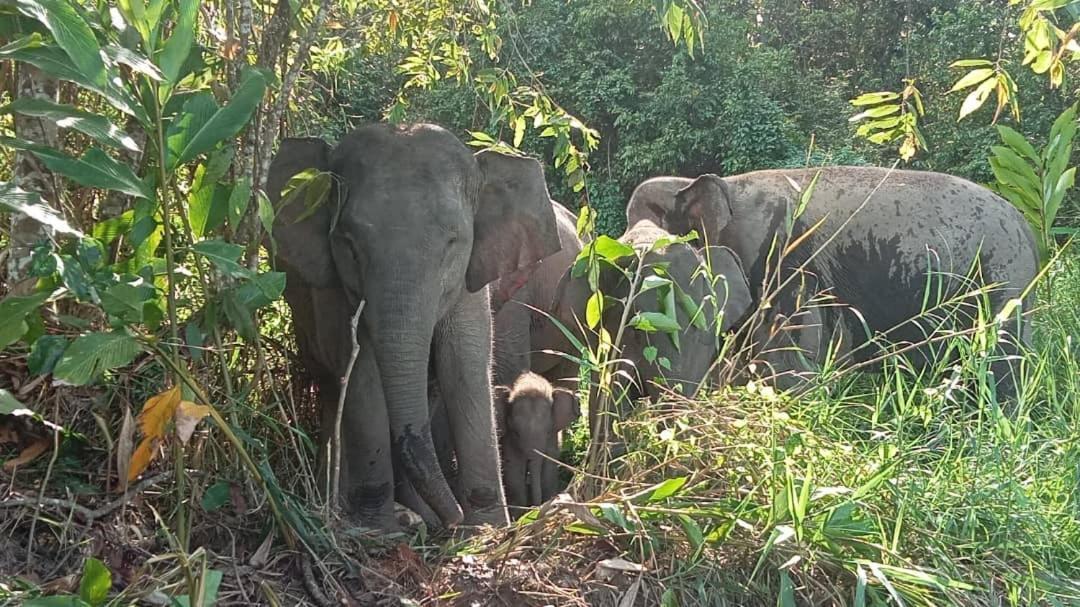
[0,471,173,524]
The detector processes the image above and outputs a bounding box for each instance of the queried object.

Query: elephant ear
[703,245,753,331]
[468,150,561,293]
[266,137,339,288]
[674,174,734,246]
[552,388,579,432]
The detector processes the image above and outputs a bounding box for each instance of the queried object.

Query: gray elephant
[267,124,562,530]
[665,167,1039,397]
[554,220,753,431]
[490,201,584,393]
[497,371,579,515]
[625,176,692,228]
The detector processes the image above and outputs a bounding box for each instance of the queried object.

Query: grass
[2,249,1080,605]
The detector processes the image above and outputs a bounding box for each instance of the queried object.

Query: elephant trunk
[369,290,463,527]
[527,456,543,506]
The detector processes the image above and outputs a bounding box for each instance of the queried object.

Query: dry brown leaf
[174,401,210,445]
[2,433,50,471]
[128,436,159,482]
[116,406,134,493]
[138,385,181,438]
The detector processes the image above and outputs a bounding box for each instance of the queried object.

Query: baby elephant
[498,372,579,515]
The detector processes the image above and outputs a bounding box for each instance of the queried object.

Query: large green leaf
[227,176,252,229]
[52,331,142,385]
[0,291,52,349]
[14,0,107,87]
[166,71,267,169]
[0,181,84,236]
[1046,166,1076,226]
[100,282,154,325]
[188,175,229,237]
[192,239,247,277]
[0,37,146,122]
[102,44,162,81]
[0,138,149,199]
[995,125,1040,166]
[1,98,139,151]
[157,0,197,84]
[232,271,285,311]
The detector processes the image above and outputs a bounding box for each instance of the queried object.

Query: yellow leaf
[174,401,211,445]
[128,436,159,482]
[138,385,181,440]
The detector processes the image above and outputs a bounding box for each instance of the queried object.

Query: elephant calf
[554,220,753,433]
[497,371,579,515]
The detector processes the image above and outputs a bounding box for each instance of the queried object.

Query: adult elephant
[666,166,1039,396]
[267,124,561,529]
[625,176,692,229]
[554,220,753,431]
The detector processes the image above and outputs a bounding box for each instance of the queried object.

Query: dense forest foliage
[300,0,1079,234]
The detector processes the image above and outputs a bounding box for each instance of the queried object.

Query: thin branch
[331,300,365,508]
[0,471,174,524]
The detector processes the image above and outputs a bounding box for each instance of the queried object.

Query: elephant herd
[267,123,1039,531]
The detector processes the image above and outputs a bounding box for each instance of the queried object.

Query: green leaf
[116,0,149,43]
[102,45,162,81]
[0,291,52,349]
[188,178,229,238]
[948,68,994,93]
[201,481,231,511]
[1046,166,1076,224]
[848,104,900,123]
[52,331,142,385]
[78,557,111,606]
[0,389,25,415]
[630,312,681,333]
[1,98,139,151]
[192,240,247,277]
[646,476,688,501]
[257,192,276,254]
[0,38,146,121]
[92,209,134,245]
[512,115,526,148]
[0,181,84,236]
[14,0,107,87]
[585,291,604,330]
[173,570,223,607]
[991,146,1041,189]
[996,125,1040,165]
[231,271,285,311]
[849,91,899,106]
[227,176,252,229]
[590,235,635,262]
[100,282,153,324]
[157,0,197,83]
[166,70,267,168]
[28,335,69,375]
[0,138,149,199]
[950,58,994,68]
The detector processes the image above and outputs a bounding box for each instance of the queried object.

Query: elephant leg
[321,324,398,529]
[433,291,510,526]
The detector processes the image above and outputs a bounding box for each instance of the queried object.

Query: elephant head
[625,176,693,228]
[267,124,560,526]
[498,372,579,512]
[668,174,735,248]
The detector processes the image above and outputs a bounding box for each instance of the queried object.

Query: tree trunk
[7,64,58,294]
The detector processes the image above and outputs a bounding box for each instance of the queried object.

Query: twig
[300,552,334,607]
[331,300,365,508]
[0,471,174,524]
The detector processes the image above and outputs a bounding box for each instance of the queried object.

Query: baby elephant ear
[468,150,562,293]
[674,174,734,246]
[266,137,339,288]
[552,389,580,432]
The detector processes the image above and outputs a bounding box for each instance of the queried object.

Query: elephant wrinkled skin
[665,166,1039,396]
[267,123,561,530]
